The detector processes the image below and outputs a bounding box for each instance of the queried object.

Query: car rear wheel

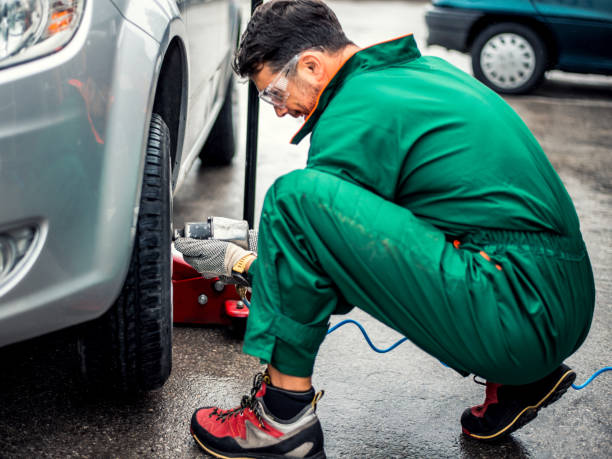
[78,113,173,393]
[471,23,547,94]
[199,76,238,166]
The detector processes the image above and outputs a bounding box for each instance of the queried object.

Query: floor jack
[172,250,249,328]
[172,0,261,329]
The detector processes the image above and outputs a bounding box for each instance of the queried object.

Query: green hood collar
[290,34,421,145]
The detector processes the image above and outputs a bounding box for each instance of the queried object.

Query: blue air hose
[326,318,610,390]
[327,318,408,353]
[571,367,612,390]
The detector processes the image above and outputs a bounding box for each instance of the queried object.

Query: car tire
[471,23,548,94]
[78,113,173,393]
[199,76,238,166]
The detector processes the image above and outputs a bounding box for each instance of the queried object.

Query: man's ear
[298,52,326,84]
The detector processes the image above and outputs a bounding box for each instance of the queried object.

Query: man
[174,1,595,457]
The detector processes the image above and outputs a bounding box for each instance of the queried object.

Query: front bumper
[425,6,484,53]
[0,1,160,347]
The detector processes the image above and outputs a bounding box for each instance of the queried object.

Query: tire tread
[78,113,173,393]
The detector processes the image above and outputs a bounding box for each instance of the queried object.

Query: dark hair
[233,0,354,77]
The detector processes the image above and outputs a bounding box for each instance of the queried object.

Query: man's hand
[173,229,258,284]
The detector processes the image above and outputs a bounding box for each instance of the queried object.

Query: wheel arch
[110,0,189,190]
[153,37,188,191]
[466,14,559,69]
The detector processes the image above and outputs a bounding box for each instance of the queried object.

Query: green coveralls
[243,35,595,385]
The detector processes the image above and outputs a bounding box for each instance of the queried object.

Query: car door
[531,0,612,74]
[178,0,226,157]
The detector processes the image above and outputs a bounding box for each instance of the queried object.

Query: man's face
[253,61,321,120]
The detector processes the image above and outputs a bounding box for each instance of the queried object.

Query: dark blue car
[425,0,612,94]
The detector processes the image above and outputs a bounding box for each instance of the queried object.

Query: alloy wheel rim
[480,32,536,89]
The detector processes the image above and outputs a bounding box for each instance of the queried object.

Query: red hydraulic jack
[171,0,260,328]
[172,252,249,327]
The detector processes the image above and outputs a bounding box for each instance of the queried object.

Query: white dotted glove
[174,230,257,285]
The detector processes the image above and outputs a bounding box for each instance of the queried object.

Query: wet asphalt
[1,1,611,458]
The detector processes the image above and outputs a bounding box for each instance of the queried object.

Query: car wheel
[471,23,547,94]
[199,76,238,166]
[78,113,173,393]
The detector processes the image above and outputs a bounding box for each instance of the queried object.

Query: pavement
[1,1,610,458]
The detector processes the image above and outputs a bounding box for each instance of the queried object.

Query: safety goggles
[258,54,300,109]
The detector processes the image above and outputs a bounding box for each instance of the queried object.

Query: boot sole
[191,430,327,459]
[463,368,576,441]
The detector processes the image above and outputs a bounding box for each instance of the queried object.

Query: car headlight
[0,0,85,70]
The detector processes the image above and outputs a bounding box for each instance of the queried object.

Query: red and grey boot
[190,373,326,458]
[461,363,576,441]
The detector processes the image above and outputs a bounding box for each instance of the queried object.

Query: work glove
[173,229,258,286]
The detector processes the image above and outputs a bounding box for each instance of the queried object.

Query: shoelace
[209,373,267,428]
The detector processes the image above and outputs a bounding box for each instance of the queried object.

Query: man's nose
[274,106,288,117]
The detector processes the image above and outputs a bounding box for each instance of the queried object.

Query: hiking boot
[190,373,326,458]
[461,364,576,441]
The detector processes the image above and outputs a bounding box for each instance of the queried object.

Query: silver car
[0,0,241,391]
